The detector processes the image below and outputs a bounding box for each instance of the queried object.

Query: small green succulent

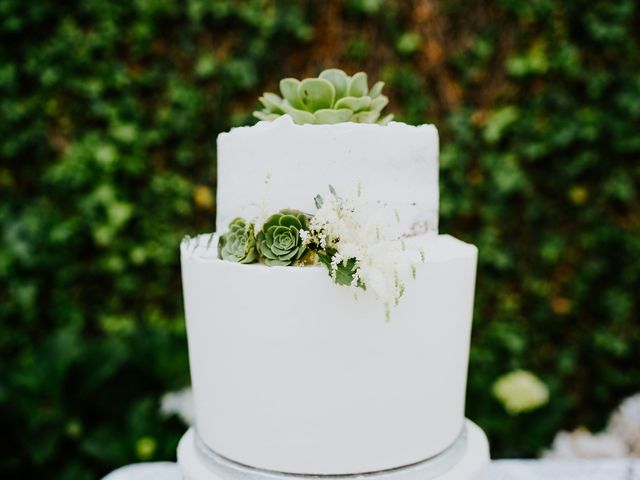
[218,218,258,264]
[254,68,393,125]
[256,210,309,266]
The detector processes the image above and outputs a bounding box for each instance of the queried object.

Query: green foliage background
[1,0,639,477]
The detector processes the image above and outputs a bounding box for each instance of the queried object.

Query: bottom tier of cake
[181,234,478,475]
[177,421,489,480]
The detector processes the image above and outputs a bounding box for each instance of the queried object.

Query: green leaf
[314,109,353,124]
[319,69,349,99]
[378,113,394,125]
[348,72,368,97]
[396,32,422,55]
[217,233,227,259]
[484,106,519,143]
[370,95,389,112]
[280,103,316,124]
[352,110,380,123]
[299,78,335,111]
[369,81,385,98]
[317,251,362,288]
[264,258,290,267]
[253,111,279,121]
[279,78,304,109]
[258,93,284,113]
[279,214,302,229]
[334,96,371,112]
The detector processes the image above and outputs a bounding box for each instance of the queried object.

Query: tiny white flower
[330,252,343,279]
[351,264,362,288]
[160,387,195,426]
[319,232,327,249]
[299,229,310,245]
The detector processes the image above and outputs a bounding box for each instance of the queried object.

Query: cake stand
[177,420,489,480]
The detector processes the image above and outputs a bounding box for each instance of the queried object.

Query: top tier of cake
[216,115,439,236]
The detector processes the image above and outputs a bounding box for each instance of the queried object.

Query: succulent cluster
[256,210,309,266]
[254,69,393,125]
[218,210,310,267]
[216,187,423,315]
[217,218,258,264]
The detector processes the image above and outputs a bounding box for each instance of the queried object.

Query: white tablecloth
[104,459,640,480]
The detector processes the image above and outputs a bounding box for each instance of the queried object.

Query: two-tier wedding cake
[178,69,489,480]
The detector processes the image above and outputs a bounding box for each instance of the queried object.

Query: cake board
[177,420,489,480]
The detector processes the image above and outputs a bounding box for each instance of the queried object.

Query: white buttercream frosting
[180,234,478,474]
[216,115,439,235]
[179,113,485,474]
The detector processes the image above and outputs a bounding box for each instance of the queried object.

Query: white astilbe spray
[544,392,640,459]
[304,185,423,311]
[608,393,640,455]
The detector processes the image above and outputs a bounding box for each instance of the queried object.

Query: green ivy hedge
[1,0,638,477]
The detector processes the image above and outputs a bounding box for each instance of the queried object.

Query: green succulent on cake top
[256,210,310,266]
[218,218,258,264]
[254,69,393,125]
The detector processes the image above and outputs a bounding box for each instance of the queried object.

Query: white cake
[216,115,439,236]
[180,112,487,477]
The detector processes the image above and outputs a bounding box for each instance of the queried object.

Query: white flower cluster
[545,428,628,459]
[608,393,640,456]
[545,392,640,459]
[301,186,423,310]
[492,369,550,415]
[159,387,195,426]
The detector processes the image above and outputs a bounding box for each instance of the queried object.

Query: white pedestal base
[177,420,489,480]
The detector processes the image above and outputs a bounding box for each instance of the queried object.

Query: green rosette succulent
[256,209,309,266]
[254,68,393,125]
[218,218,258,264]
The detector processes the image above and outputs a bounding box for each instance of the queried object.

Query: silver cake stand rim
[190,425,468,480]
